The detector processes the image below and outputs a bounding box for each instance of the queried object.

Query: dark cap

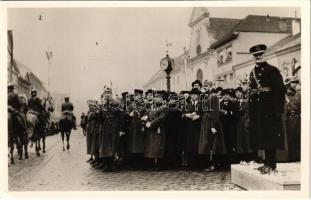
[191,80,203,88]
[249,44,267,56]
[180,90,190,95]
[284,76,299,86]
[154,90,167,100]
[8,83,14,89]
[190,88,202,95]
[168,92,178,100]
[215,87,223,93]
[121,92,129,99]
[234,87,243,93]
[222,89,231,96]
[145,89,154,96]
[134,89,143,95]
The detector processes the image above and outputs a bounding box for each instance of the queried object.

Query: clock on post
[160,53,174,92]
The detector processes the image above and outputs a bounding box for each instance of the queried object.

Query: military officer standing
[248,44,286,174]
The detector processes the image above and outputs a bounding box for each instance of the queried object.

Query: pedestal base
[231,162,300,190]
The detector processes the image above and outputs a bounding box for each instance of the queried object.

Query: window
[217,49,225,65]
[196,69,203,83]
[196,45,202,56]
[226,46,232,62]
[218,45,232,66]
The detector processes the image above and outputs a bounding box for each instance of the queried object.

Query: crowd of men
[83,44,301,173]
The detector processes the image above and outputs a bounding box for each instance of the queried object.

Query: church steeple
[188,7,211,58]
[188,7,210,27]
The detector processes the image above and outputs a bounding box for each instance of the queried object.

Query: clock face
[160,58,169,70]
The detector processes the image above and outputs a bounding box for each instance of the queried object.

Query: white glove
[211,128,217,134]
[141,115,148,121]
[146,122,151,128]
[129,111,134,117]
[192,115,200,121]
[185,113,192,118]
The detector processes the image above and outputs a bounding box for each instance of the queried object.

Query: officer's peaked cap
[249,44,267,55]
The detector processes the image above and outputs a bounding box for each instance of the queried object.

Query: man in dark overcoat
[248,44,285,174]
[219,89,237,167]
[182,88,202,170]
[164,92,182,169]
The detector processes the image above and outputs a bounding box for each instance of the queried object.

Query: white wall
[234,32,290,64]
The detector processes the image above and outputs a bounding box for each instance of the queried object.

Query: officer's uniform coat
[86,110,97,154]
[127,100,146,154]
[198,93,226,155]
[99,100,121,158]
[144,104,169,159]
[220,99,237,154]
[234,97,253,154]
[164,104,182,166]
[28,96,43,113]
[249,62,285,150]
[182,100,202,153]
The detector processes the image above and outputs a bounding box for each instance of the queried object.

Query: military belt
[250,87,272,96]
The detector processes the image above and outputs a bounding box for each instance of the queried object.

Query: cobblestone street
[9,129,242,191]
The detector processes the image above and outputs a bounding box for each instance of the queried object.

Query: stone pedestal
[231,162,300,190]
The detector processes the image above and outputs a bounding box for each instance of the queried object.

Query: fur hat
[191,80,203,88]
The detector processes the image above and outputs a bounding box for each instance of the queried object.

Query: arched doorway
[196,68,203,83]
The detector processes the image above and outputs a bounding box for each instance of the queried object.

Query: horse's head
[43,97,54,113]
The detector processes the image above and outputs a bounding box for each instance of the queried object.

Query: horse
[59,111,73,151]
[36,97,54,153]
[17,94,31,160]
[26,110,43,156]
[8,109,27,164]
[26,97,50,156]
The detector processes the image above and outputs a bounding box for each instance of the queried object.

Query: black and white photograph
[1,0,310,197]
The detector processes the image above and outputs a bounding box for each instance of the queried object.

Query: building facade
[144,7,241,91]
[143,8,301,91]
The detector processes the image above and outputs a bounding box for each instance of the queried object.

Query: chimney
[292,19,301,35]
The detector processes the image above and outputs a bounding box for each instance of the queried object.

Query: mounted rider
[27,88,45,140]
[61,96,77,130]
[8,83,22,116]
[28,89,44,115]
[8,83,27,145]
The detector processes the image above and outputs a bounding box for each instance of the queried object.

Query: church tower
[188,7,213,59]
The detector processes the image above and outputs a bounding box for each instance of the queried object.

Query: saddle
[61,111,73,121]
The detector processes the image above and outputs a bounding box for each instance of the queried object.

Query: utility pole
[46,51,52,98]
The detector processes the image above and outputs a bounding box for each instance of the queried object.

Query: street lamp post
[160,53,174,92]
